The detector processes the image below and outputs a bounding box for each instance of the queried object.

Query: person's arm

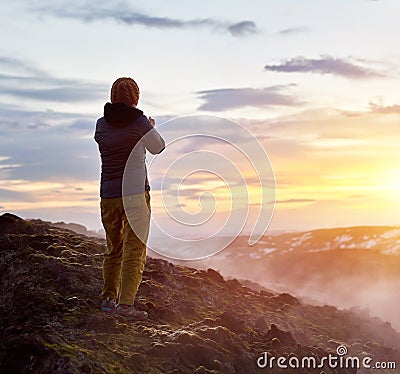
[143,116,165,154]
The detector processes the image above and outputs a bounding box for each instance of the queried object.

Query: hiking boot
[115,304,148,320]
[101,297,116,313]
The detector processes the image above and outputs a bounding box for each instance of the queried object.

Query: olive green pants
[100,191,150,305]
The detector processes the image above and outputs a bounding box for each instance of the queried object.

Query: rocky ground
[1,213,399,373]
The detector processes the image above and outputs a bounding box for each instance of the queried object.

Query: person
[94,77,165,319]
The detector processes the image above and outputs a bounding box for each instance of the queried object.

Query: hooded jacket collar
[104,102,143,127]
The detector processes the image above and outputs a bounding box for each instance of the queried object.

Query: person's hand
[149,116,155,127]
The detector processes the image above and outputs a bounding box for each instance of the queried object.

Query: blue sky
[0,0,399,235]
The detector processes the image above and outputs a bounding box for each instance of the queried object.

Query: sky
[0,0,399,240]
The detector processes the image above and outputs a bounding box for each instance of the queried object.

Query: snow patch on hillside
[334,234,353,244]
[381,229,400,239]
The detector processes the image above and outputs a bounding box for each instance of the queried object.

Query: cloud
[68,120,97,132]
[0,126,99,182]
[0,83,105,103]
[0,106,100,183]
[264,56,383,79]
[0,103,93,132]
[347,195,369,199]
[278,27,309,36]
[0,56,107,103]
[31,2,258,37]
[196,86,302,111]
[228,21,257,37]
[369,102,400,114]
[0,56,48,77]
[275,199,316,204]
[0,188,35,202]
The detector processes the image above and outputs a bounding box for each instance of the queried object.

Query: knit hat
[110,77,140,106]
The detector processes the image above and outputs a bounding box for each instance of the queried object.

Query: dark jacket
[94,102,165,198]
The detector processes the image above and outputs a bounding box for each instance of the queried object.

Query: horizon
[1,1,400,238]
[7,211,400,238]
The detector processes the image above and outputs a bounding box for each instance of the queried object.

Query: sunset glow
[0,1,399,233]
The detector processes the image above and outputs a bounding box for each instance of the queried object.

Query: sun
[391,170,400,190]
[384,170,400,203]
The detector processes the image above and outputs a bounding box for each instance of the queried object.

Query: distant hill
[197,226,400,332]
[1,213,399,373]
[28,218,105,238]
